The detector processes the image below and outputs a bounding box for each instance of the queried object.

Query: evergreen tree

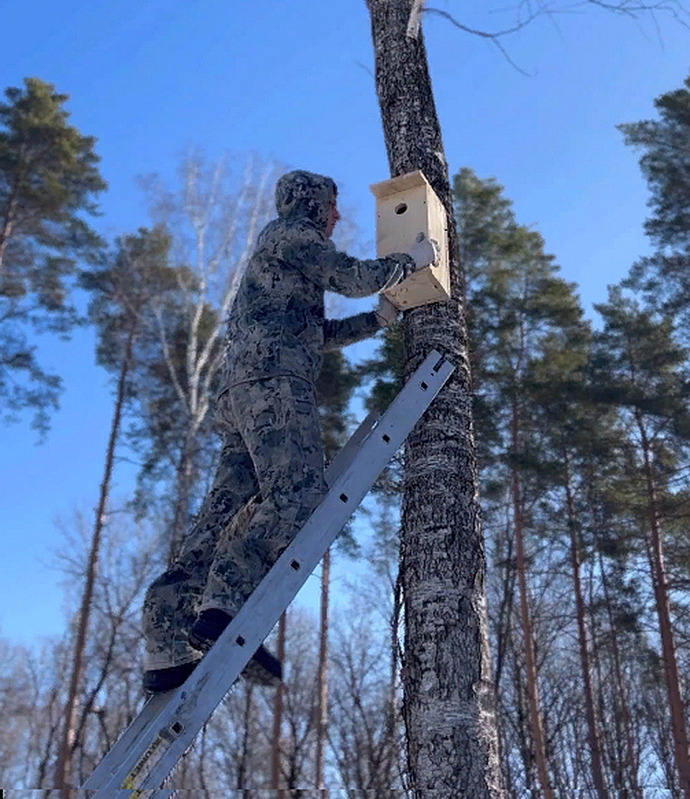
[619,74,690,337]
[55,228,179,792]
[0,77,106,433]
[530,321,620,799]
[491,232,576,797]
[618,74,690,252]
[592,287,690,797]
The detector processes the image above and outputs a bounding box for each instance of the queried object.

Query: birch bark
[366,2,503,795]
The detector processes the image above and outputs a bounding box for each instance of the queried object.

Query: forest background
[2,0,690,795]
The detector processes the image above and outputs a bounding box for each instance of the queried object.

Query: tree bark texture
[54,327,136,795]
[367,3,503,796]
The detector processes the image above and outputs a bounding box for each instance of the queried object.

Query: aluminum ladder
[82,349,454,797]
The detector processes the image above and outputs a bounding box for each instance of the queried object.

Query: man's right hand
[408,233,440,270]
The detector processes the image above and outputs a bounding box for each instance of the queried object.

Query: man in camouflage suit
[142,170,438,692]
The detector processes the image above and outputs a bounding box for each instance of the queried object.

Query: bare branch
[426,0,689,74]
[425,7,541,75]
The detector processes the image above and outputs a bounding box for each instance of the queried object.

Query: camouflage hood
[275,170,337,232]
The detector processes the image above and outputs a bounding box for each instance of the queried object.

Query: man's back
[225,213,329,387]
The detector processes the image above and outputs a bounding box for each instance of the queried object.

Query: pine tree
[530,321,615,799]
[592,287,690,797]
[54,228,178,793]
[457,166,595,796]
[619,74,690,337]
[618,73,690,252]
[0,77,106,433]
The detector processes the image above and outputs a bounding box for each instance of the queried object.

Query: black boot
[143,659,200,693]
[189,608,282,686]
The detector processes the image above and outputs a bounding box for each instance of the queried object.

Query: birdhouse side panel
[425,191,450,296]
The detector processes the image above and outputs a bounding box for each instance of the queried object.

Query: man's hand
[408,232,440,270]
[375,294,401,327]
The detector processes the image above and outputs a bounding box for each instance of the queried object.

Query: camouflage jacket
[224,170,414,388]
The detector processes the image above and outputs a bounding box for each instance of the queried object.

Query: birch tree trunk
[366,3,502,795]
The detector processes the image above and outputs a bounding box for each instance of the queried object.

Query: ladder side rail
[82,691,174,790]
[325,409,380,487]
[89,350,453,797]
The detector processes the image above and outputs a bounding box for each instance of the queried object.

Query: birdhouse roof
[370,169,432,200]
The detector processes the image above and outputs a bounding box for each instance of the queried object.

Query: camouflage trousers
[143,376,327,671]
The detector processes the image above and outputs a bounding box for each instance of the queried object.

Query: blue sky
[1,0,689,646]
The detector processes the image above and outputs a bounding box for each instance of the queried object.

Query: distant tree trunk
[237,684,255,791]
[635,413,690,798]
[510,401,553,799]
[597,545,642,798]
[54,326,136,795]
[366,2,502,796]
[512,649,537,795]
[271,611,287,797]
[315,549,330,791]
[588,463,642,798]
[564,458,609,799]
[382,570,403,784]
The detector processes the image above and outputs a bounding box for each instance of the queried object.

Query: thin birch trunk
[366,2,502,795]
[54,327,136,795]
[315,548,330,791]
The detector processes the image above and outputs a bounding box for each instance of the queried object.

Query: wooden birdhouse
[370,170,451,310]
